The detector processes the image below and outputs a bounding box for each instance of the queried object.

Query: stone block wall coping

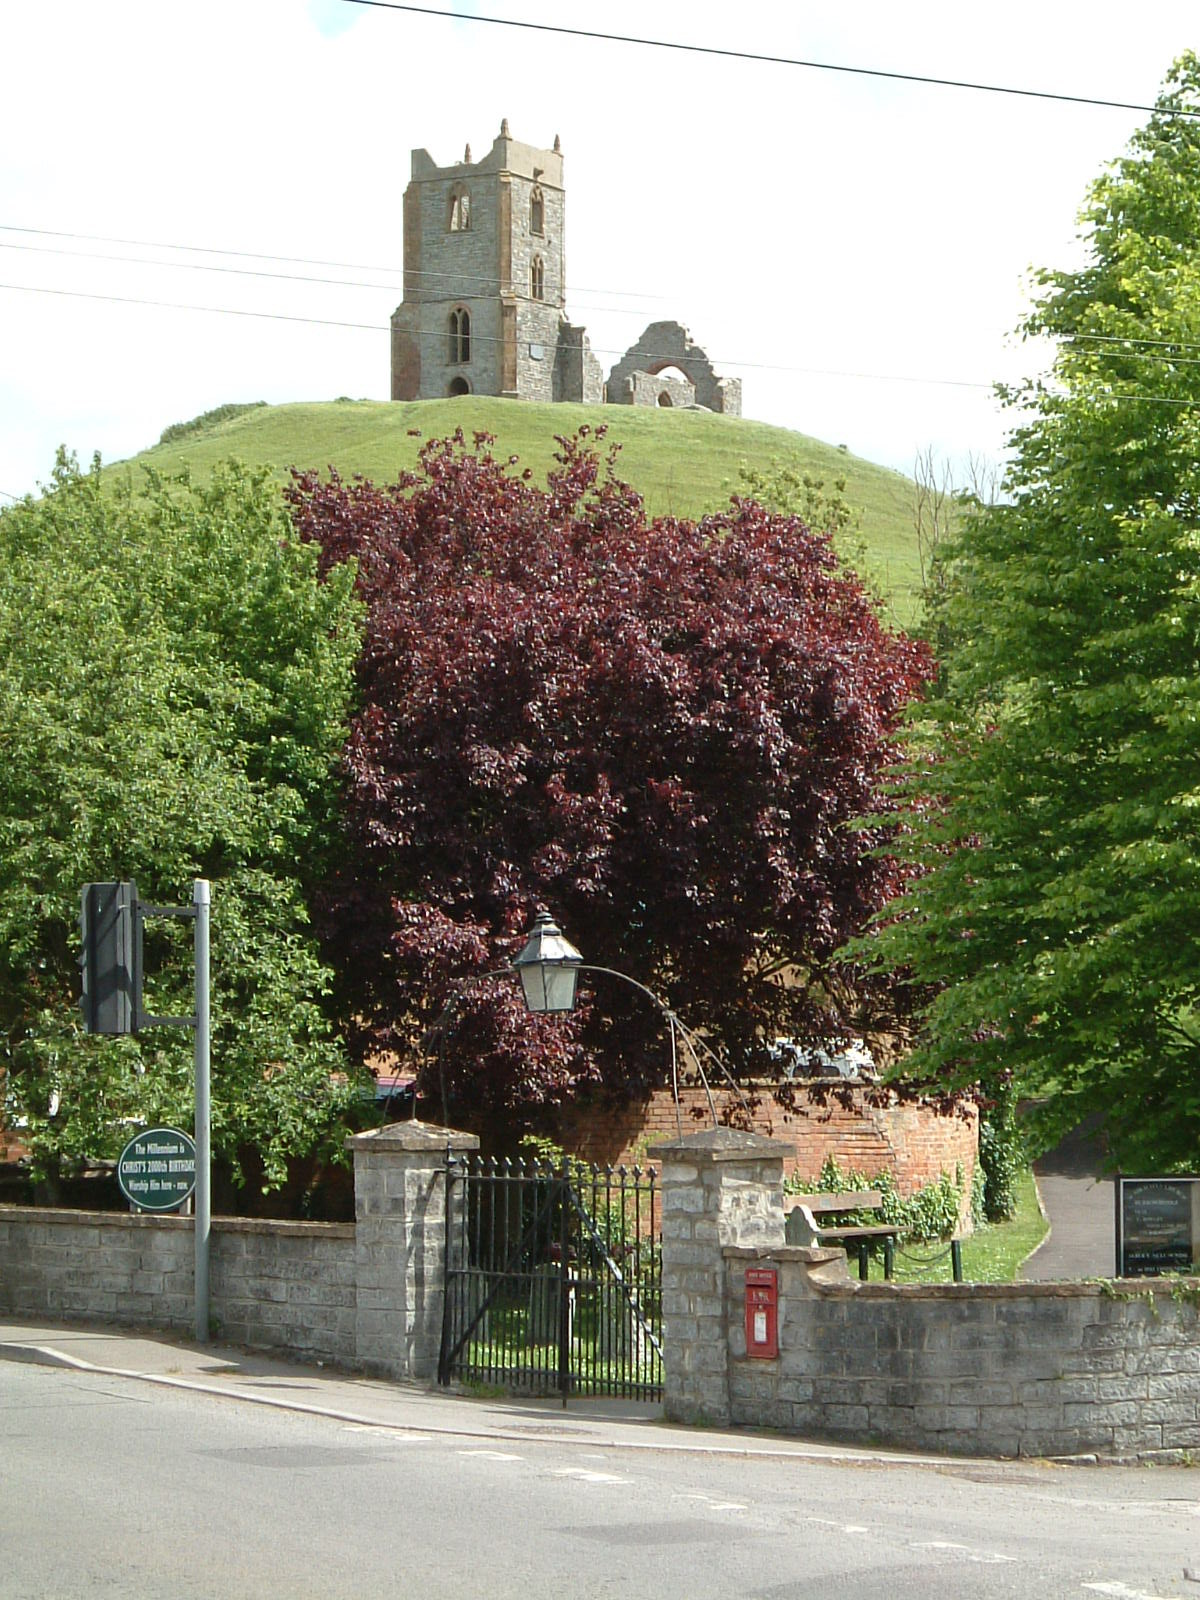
[346,1120,480,1155]
[649,1129,793,1163]
[721,1245,1200,1303]
[723,1245,846,1266]
[0,1205,354,1239]
[0,1204,190,1230]
[211,1218,355,1240]
[809,1277,1200,1302]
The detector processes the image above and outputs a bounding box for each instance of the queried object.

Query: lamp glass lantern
[513,912,582,1013]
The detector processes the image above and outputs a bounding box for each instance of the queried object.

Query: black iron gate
[438,1154,663,1401]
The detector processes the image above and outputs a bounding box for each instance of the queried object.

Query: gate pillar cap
[649,1127,791,1163]
[347,1119,480,1153]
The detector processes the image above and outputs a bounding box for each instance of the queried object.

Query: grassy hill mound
[116,397,924,622]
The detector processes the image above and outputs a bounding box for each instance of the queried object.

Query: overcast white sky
[0,1,1195,502]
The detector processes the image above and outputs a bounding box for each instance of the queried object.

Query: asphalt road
[4,1359,1200,1599]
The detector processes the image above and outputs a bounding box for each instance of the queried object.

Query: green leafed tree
[869,53,1200,1167]
[0,454,363,1189]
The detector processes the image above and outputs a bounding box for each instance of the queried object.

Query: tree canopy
[0,455,363,1186]
[289,429,932,1121]
[867,54,1200,1166]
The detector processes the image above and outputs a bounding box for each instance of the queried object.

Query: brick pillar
[649,1128,789,1427]
[347,1120,479,1381]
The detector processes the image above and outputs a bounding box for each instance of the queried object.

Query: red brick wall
[0,1070,27,1162]
[550,1082,978,1201]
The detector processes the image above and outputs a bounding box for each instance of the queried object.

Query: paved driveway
[1020,1122,1115,1281]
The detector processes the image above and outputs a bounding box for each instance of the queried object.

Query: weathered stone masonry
[653,1129,1200,1461]
[0,1121,478,1382]
[8,1121,1199,1462]
[389,125,738,413]
[390,124,603,406]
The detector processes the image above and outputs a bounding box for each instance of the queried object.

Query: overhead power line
[7,243,1200,376]
[0,279,997,391]
[0,281,383,335]
[336,1,1200,119]
[0,238,667,323]
[6,277,1200,406]
[0,224,670,306]
[12,234,1200,366]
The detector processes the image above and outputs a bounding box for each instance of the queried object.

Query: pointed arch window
[530,255,545,301]
[449,185,471,232]
[530,185,544,236]
[448,307,471,364]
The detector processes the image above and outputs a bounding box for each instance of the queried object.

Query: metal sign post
[79,875,213,1343]
[193,879,211,1343]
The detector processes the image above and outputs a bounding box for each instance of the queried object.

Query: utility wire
[0,281,383,335]
[0,223,671,305]
[1066,330,1200,357]
[11,242,1200,373]
[0,279,997,391]
[0,238,667,323]
[336,0,1200,120]
[5,280,1199,404]
[10,229,1200,367]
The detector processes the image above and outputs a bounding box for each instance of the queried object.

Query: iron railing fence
[438,1154,662,1402]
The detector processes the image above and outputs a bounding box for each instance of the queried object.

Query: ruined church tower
[390,122,604,404]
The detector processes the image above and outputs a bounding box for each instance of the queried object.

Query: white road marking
[807,1516,873,1535]
[552,1468,628,1484]
[678,1492,749,1513]
[339,1425,431,1440]
[458,1449,523,1461]
[911,1541,1016,1565]
[1083,1585,1177,1598]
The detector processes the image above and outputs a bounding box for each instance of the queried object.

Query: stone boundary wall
[555,1083,977,1200]
[0,1120,479,1382]
[0,1207,357,1365]
[726,1249,1200,1461]
[653,1129,1200,1463]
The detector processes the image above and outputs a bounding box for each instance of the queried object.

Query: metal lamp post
[508,911,746,1132]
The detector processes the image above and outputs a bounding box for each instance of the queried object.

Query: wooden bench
[784,1190,901,1280]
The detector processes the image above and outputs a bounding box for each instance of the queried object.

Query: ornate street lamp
[509,911,747,1133]
[424,912,746,1135]
[511,911,582,1014]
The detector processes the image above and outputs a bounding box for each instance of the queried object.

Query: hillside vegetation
[113,397,925,622]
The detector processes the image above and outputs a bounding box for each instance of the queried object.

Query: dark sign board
[117,1127,197,1213]
[1115,1177,1200,1277]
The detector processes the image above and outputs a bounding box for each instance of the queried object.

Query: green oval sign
[117,1126,197,1212]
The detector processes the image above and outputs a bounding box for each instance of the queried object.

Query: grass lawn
[107,396,927,625]
[890,1168,1048,1285]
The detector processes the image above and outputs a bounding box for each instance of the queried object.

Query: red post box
[745,1267,778,1359]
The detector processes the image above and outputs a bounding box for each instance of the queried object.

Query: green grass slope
[117,397,924,622]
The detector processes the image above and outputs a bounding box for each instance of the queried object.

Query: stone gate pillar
[649,1128,789,1426]
[347,1120,479,1381]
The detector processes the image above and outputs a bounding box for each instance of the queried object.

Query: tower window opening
[449,186,471,232]
[449,307,471,364]
[531,256,545,301]
[530,185,544,236]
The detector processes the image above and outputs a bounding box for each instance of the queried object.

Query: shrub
[978,1078,1022,1222]
[787,1153,965,1242]
[158,402,266,446]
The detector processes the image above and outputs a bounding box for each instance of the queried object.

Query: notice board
[1115,1176,1200,1277]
